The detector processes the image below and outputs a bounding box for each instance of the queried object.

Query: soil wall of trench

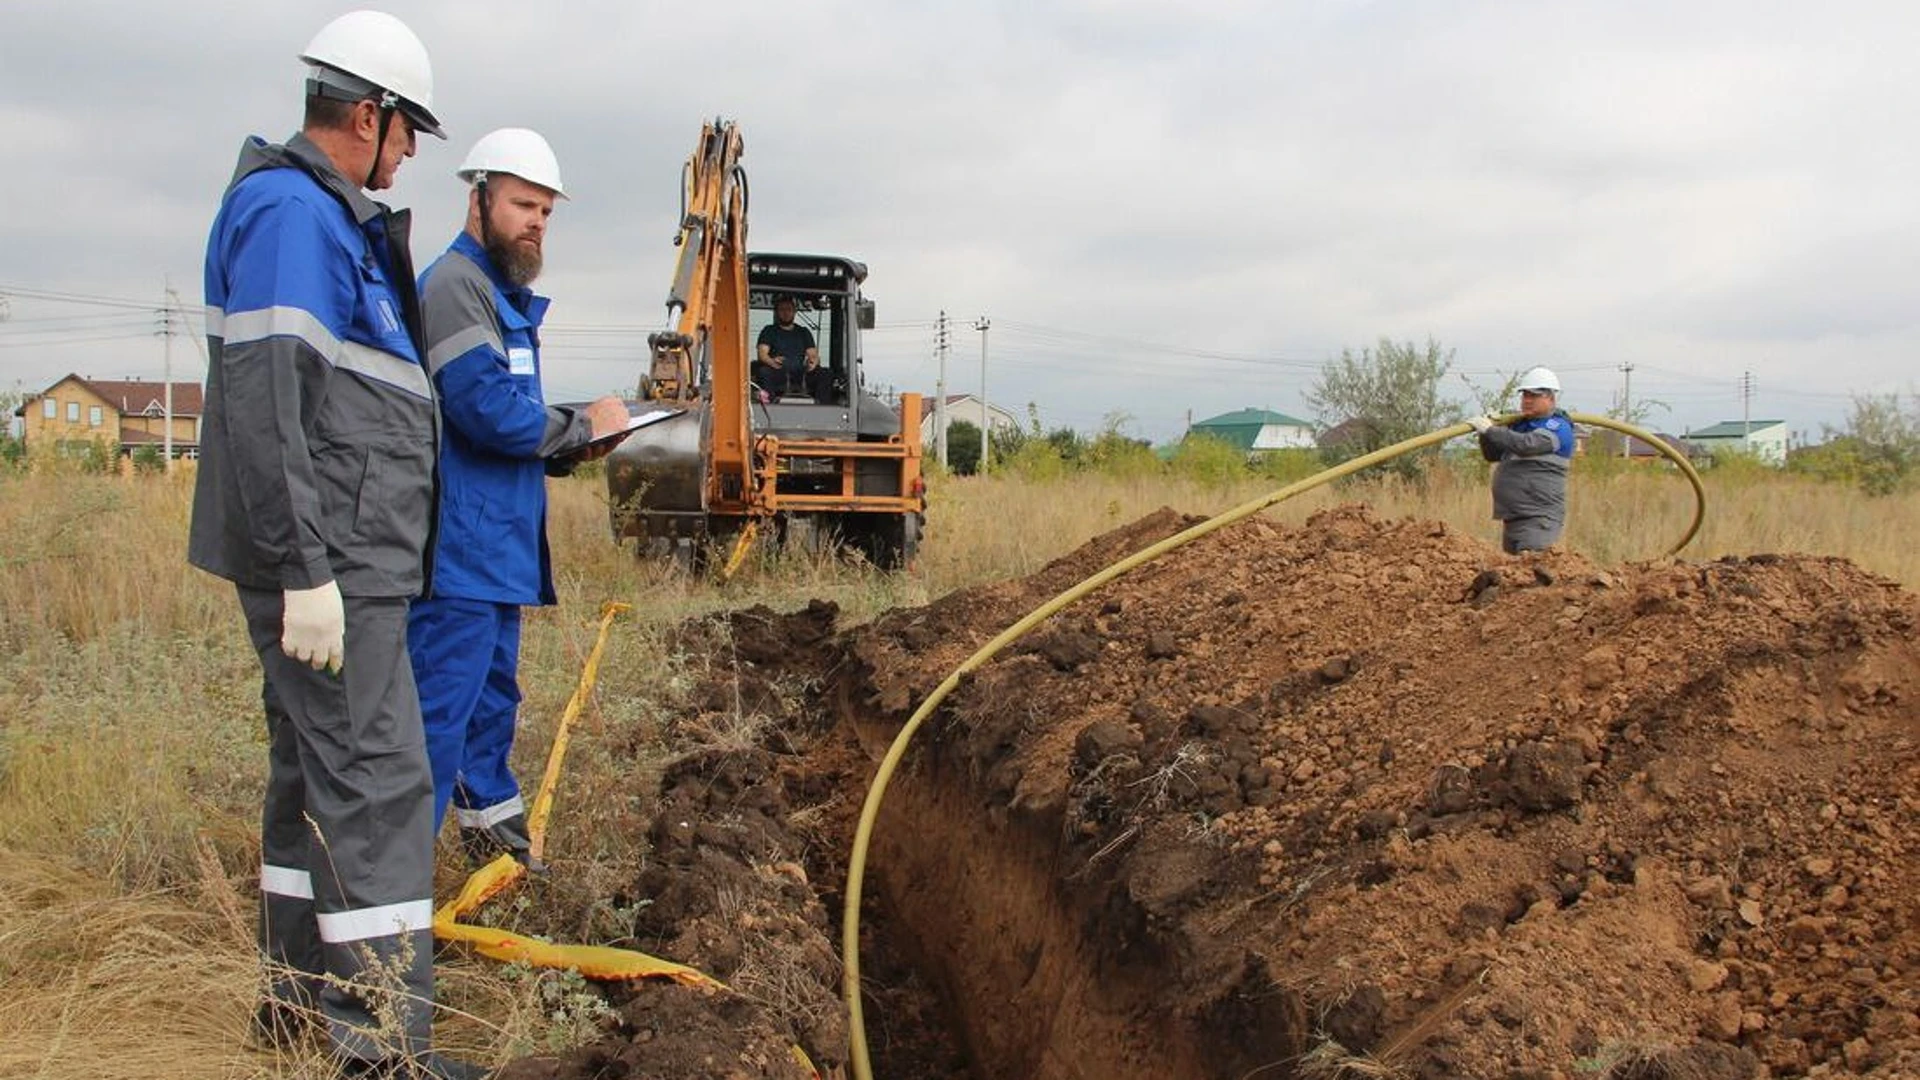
[859,717,1296,1079]
[505,506,1919,1080]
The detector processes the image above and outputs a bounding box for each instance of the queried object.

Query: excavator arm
[645,120,752,513]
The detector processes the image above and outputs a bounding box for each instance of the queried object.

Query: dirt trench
[505,506,1920,1080]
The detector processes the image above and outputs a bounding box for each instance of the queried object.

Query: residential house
[1586,430,1709,464]
[1683,420,1788,467]
[16,375,203,460]
[922,393,1018,449]
[1316,416,1378,453]
[1186,408,1317,455]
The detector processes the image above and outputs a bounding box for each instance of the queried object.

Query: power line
[0,284,172,312]
[0,320,154,342]
[0,311,156,328]
[0,283,1885,425]
[994,319,1327,370]
[0,331,155,350]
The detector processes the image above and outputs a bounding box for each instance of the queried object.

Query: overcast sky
[3,1,1915,444]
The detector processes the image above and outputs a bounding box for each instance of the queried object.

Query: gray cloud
[2,0,1914,442]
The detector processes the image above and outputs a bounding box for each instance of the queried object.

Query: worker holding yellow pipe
[1468,365,1577,554]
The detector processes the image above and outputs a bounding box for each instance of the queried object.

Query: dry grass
[0,458,1912,1078]
[921,461,1920,590]
[1286,1043,1410,1080]
[0,850,262,1078]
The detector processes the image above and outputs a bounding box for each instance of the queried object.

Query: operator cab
[744,253,895,441]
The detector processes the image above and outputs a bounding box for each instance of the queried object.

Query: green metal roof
[1185,425,1258,451]
[1191,408,1314,429]
[1685,420,1787,439]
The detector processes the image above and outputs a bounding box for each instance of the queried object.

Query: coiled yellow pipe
[841,413,1705,1080]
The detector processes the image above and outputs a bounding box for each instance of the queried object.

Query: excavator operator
[752,295,819,400]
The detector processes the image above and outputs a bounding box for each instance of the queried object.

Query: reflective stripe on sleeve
[314,899,435,944]
[219,304,431,400]
[426,324,504,376]
[335,340,432,399]
[453,794,525,830]
[260,863,315,900]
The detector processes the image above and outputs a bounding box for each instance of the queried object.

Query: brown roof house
[1586,430,1710,464]
[15,375,203,460]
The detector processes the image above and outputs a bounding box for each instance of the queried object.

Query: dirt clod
[1501,740,1587,811]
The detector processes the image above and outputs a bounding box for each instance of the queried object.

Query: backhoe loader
[606,120,924,570]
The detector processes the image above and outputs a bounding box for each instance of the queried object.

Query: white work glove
[282,581,345,675]
[1467,414,1494,433]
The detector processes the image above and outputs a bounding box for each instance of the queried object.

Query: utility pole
[1742,371,1755,458]
[1619,361,1634,458]
[974,316,990,472]
[158,281,177,473]
[934,311,949,469]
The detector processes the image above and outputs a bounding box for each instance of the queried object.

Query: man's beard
[485,229,543,287]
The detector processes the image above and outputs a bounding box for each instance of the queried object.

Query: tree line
[936,339,1917,496]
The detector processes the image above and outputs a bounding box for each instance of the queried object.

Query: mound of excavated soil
[846,505,1919,1079]
[504,506,1917,1080]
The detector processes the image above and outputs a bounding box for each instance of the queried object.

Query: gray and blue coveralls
[187,133,440,1063]
[1478,410,1575,553]
[409,231,599,844]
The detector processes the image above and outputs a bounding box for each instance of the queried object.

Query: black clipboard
[560,403,683,455]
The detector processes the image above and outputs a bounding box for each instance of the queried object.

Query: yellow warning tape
[432,854,714,984]
[431,601,720,987]
[525,601,628,862]
[720,520,760,582]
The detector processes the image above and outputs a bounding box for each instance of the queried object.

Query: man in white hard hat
[410,129,630,872]
[187,11,487,1078]
[1467,366,1575,553]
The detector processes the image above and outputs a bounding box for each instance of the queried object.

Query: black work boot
[459,812,548,876]
[339,1050,492,1080]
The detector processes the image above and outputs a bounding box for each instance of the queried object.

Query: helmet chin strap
[474,172,494,249]
[366,90,399,189]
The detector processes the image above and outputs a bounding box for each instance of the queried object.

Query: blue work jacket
[417,233,592,605]
[1479,409,1575,523]
[189,134,437,597]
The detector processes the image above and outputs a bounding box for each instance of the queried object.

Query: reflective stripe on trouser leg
[256,661,322,1013]
[408,596,501,831]
[455,603,523,818]
[240,588,436,1062]
[453,793,524,831]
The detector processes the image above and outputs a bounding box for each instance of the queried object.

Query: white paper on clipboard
[582,406,682,451]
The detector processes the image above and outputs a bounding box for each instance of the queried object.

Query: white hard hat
[301,11,444,139]
[457,128,567,198]
[1518,366,1561,393]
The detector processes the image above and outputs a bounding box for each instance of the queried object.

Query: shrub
[1168,435,1246,488]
